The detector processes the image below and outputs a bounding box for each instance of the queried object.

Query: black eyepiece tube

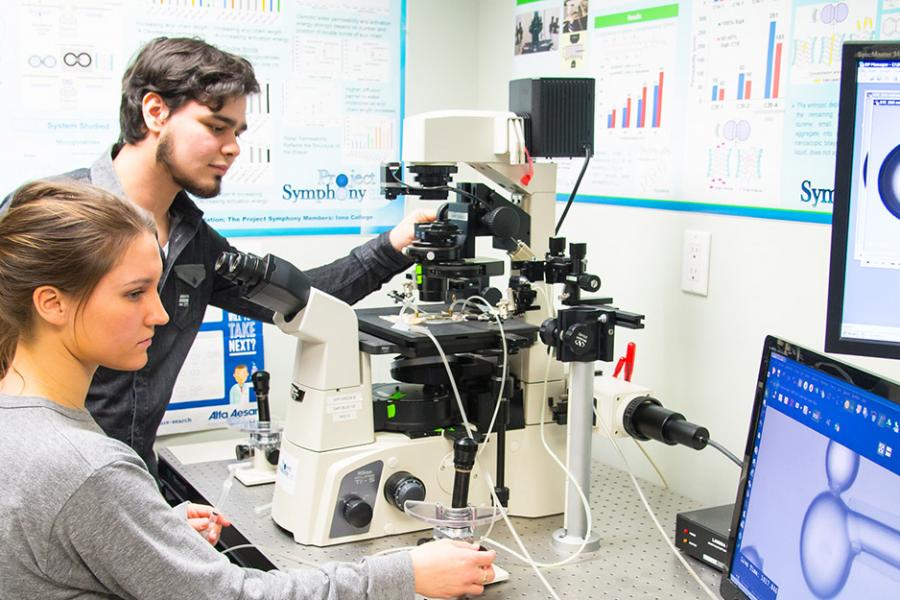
[451,437,478,509]
[215,251,312,320]
[251,371,271,423]
[623,397,709,450]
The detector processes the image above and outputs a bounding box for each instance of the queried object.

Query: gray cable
[707,438,742,467]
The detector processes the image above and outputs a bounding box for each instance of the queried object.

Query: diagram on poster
[512,0,894,222]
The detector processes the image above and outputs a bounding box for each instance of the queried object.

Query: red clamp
[613,342,636,382]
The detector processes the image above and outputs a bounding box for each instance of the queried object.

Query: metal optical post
[562,359,595,549]
[540,306,606,552]
[540,303,644,552]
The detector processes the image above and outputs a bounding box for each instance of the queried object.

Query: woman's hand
[185,503,232,545]
[410,539,496,598]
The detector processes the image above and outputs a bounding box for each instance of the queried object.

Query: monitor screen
[721,338,900,600]
[826,43,900,359]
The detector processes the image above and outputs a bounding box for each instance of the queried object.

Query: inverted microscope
[216,79,714,553]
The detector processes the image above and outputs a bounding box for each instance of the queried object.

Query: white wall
[474,0,900,508]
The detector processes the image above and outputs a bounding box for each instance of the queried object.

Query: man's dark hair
[119,37,260,144]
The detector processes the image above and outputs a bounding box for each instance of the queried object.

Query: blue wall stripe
[560,194,832,224]
[222,226,392,238]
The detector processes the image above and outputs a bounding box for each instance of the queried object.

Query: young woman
[0,181,494,600]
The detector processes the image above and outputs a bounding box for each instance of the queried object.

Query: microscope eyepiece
[215,249,312,320]
[216,251,267,288]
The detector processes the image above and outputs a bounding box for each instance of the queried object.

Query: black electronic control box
[509,78,594,158]
[674,503,734,572]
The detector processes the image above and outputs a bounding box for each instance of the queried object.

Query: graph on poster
[0,0,406,236]
[512,0,899,223]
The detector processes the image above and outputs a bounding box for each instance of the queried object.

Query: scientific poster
[159,307,266,435]
[0,0,406,236]
[512,0,895,222]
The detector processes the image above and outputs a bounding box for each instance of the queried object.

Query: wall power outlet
[682,230,711,296]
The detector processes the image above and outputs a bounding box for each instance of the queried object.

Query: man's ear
[32,286,72,328]
[142,92,171,134]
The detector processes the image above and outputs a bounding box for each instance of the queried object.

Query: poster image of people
[515,9,560,55]
[563,0,589,33]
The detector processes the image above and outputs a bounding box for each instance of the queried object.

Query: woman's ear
[32,286,71,327]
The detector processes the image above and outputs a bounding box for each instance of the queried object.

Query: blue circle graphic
[336,174,349,188]
[878,144,900,220]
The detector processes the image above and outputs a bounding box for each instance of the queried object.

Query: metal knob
[384,471,427,512]
[562,323,594,355]
[483,206,520,239]
[341,495,373,529]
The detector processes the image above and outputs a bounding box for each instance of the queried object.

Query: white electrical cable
[589,403,670,490]
[405,293,587,593]
[465,286,593,570]
[463,296,508,459]
[545,280,669,493]
[398,298,435,320]
[398,296,506,539]
[481,471,560,600]
[447,298,485,315]
[631,438,670,489]
[458,296,508,542]
[403,295,508,445]
[409,325,476,438]
[409,323,562,600]
[596,417,720,600]
[206,463,247,540]
[253,502,273,516]
[533,283,557,319]
[372,545,417,557]
[513,118,527,164]
[484,349,594,569]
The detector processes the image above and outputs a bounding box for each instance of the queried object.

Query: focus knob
[483,206,520,239]
[341,495,373,529]
[577,274,601,292]
[479,287,503,307]
[235,444,251,460]
[384,471,427,511]
[562,323,594,355]
[539,318,559,347]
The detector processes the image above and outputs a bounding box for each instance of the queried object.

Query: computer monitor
[826,42,900,359]
[720,336,900,600]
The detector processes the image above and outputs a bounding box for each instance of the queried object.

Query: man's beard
[156,133,222,199]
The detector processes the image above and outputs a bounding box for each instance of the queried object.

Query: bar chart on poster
[0,0,406,236]
[512,0,892,222]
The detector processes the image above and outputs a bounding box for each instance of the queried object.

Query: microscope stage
[356,305,538,358]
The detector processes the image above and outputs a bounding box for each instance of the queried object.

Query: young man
[17,37,431,477]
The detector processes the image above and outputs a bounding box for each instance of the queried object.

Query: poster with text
[159,307,265,436]
[512,0,898,223]
[0,0,406,236]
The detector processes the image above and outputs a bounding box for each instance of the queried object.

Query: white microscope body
[270,111,570,546]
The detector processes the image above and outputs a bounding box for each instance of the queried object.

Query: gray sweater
[0,394,415,599]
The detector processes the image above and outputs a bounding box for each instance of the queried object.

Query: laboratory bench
[158,443,723,599]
